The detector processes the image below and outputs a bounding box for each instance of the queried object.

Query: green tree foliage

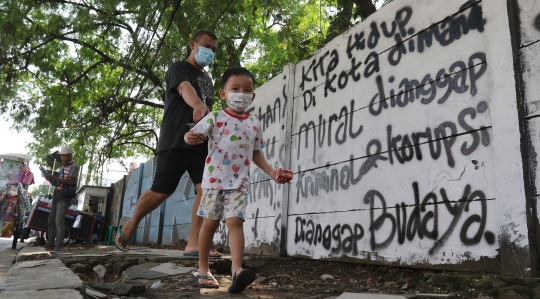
[0,0,388,184]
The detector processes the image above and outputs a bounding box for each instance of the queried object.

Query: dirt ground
[138,248,426,299]
[51,241,520,299]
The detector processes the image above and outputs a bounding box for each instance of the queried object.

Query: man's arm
[177,82,209,122]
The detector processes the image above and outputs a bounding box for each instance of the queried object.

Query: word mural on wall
[296,52,488,165]
[284,0,498,263]
[295,102,491,202]
[367,52,487,117]
[298,2,485,102]
[294,182,495,256]
[248,79,289,133]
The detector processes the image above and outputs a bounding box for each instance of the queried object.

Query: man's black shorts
[151,148,207,194]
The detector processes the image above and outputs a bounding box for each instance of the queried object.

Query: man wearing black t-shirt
[115,30,221,257]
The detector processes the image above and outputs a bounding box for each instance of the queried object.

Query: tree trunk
[352,0,376,19]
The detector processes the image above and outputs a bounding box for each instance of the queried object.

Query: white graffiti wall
[120,0,538,275]
[212,0,536,274]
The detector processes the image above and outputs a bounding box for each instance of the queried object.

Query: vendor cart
[0,153,33,249]
[26,198,97,244]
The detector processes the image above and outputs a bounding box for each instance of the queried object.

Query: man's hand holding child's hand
[184,131,205,145]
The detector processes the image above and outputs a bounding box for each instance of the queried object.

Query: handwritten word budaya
[294,182,495,256]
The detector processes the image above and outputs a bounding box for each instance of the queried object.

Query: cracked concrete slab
[0,289,83,299]
[126,262,195,279]
[125,262,161,279]
[9,259,49,270]
[128,262,161,272]
[149,262,195,275]
[127,269,167,280]
[65,254,113,257]
[336,293,407,299]
[0,259,84,292]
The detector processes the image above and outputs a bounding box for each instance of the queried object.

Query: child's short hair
[221,66,256,88]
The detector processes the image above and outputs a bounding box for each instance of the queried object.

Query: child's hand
[272,168,293,184]
[184,131,205,145]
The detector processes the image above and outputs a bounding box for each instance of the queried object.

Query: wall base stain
[499,230,533,276]
[245,242,279,256]
[290,252,500,274]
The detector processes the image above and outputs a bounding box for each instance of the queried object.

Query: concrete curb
[16,246,53,262]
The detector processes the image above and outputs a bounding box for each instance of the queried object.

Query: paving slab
[0,259,84,292]
[149,262,195,275]
[128,262,161,271]
[126,262,162,279]
[126,262,195,279]
[336,293,408,299]
[0,289,83,299]
[128,268,168,280]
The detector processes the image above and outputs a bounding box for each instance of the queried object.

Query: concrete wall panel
[517,0,540,46]
[527,117,540,197]
[522,43,540,118]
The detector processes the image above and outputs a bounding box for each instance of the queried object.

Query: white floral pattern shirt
[192,110,265,190]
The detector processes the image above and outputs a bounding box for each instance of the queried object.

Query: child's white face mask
[226,92,253,112]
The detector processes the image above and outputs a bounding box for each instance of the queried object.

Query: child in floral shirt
[184,66,290,293]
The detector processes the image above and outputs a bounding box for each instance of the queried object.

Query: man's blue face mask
[195,45,215,67]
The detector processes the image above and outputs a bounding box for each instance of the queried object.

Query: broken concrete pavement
[2,243,540,298]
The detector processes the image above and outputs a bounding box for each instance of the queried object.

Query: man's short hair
[193,30,218,42]
[221,66,256,88]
